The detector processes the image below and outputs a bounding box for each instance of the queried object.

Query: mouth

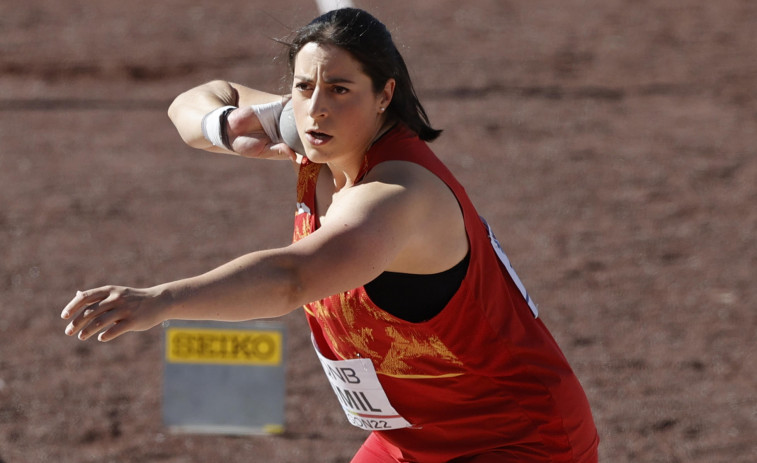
[305,129,333,146]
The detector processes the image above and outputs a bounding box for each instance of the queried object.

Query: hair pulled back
[285,8,442,142]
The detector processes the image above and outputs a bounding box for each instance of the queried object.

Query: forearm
[167,80,237,150]
[167,80,284,151]
[156,249,303,322]
[62,245,309,342]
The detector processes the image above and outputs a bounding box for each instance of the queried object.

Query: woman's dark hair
[284,8,442,142]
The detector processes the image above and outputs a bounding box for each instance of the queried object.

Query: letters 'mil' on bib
[312,336,413,431]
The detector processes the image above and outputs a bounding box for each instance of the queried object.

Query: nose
[307,87,327,119]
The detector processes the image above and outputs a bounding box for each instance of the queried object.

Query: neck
[328,118,393,191]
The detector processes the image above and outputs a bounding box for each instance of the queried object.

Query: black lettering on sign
[166,329,282,365]
[171,333,193,358]
[251,334,276,360]
[197,334,212,357]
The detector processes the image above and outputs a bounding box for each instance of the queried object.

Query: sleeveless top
[293,125,599,462]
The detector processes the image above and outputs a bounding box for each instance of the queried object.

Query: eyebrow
[293,75,355,85]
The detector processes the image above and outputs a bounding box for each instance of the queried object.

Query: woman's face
[291,42,392,166]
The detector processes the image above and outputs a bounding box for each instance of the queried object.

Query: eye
[294,81,312,92]
[333,86,349,95]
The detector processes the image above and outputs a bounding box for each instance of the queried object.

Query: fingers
[231,135,268,158]
[60,288,109,320]
[227,107,294,159]
[97,320,134,343]
[271,142,298,162]
[75,307,122,341]
[80,306,137,342]
[61,287,122,340]
[227,106,260,136]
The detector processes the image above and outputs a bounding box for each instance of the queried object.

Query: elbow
[279,265,310,316]
[166,96,179,125]
[165,95,195,147]
[253,253,310,318]
[274,254,326,316]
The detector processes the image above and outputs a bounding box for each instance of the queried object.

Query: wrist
[279,99,304,154]
[250,100,284,144]
[201,105,237,150]
[150,282,183,322]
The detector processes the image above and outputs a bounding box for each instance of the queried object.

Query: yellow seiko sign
[165,327,282,366]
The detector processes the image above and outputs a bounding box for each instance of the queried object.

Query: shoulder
[319,161,440,235]
[347,160,467,273]
[361,159,451,207]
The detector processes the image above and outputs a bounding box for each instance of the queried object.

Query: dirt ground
[1,0,755,461]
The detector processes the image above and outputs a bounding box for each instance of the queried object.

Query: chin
[302,147,327,163]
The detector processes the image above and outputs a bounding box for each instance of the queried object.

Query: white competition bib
[482,217,539,318]
[312,336,413,431]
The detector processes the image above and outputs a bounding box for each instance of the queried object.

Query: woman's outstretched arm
[61,161,466,343]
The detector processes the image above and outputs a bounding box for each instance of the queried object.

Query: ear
[378,78,395,112]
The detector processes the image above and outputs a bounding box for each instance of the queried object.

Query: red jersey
[293,125,599,462]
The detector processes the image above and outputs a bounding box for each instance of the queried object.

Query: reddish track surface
[1,1,755,461]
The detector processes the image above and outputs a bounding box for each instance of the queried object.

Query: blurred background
[1,0,755,461]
